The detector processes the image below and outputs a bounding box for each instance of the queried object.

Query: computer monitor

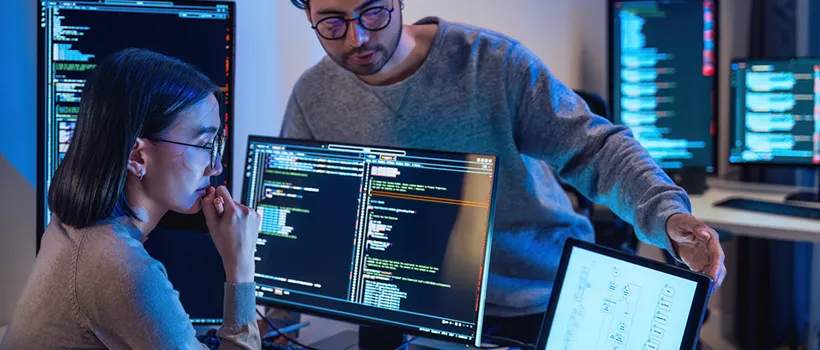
[536,238,712,350]
[37,0,236,324]
[729,57,820,202]
[37,0,235,238]
[242,136,498,347]
[609,0,718,174]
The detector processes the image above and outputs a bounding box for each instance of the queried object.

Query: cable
[256,308,321,350]
[391,335,417,350]
[259,316,290,330]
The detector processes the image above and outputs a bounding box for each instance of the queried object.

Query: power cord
[391,336,417,350]
[256,308,321,350]
[259,316,291,330]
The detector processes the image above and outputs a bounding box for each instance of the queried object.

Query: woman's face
[143,94,223,214]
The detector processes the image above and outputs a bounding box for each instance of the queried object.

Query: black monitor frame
[536,238,713,350]
[727,56,820,202]
[243,135,500,347]
[727,56,820,168]
[607,0,720,175]
[36,0,237,252]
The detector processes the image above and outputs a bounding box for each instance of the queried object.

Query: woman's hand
[201,186,261,283]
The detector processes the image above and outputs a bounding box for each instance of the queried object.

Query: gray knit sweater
[280,17,691,316]
[1,216,259,349]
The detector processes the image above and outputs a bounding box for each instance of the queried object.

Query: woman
[1,48,261,349]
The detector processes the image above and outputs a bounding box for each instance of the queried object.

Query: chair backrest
[574,90,609,119]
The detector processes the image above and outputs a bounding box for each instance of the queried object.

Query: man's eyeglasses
[152,130,226,169]
[312,6,395,40]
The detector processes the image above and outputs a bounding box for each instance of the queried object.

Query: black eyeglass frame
[310,6,396,40]
[151,125,226,169]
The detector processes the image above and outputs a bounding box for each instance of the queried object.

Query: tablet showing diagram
[536,238,711,350]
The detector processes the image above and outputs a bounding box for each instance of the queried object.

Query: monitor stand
[785,170,820,204]
[668,169,708,195]
[309,326,406,350]
[359,325,406,348]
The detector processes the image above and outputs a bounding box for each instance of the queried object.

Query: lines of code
[365,257,441,274]
[45,9,97,173]
[254,151,362,242]
[40,1,234,231]
[730,60,820,164]
[350,165,489,314]
[247,145,365,303]
[612,0,716,170]
[371,179,447,193]
[246,140,496,343]
[257,204,309,239]
[361,280,407,310]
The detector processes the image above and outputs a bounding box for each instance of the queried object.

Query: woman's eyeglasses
[152,130,226,169]
[312,6,395,40]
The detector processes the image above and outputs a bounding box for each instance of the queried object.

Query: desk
[689,179,820,350]
[690,179,820,242]
[308,331,509,350]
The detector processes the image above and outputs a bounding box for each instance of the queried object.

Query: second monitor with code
[241,136,499,347]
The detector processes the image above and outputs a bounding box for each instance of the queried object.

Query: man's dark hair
[291,0,308,9]
[48,48,223,229]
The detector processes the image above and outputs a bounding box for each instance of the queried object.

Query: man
[281,0,726,343]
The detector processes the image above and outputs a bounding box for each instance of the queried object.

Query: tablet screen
[542,245,699,350]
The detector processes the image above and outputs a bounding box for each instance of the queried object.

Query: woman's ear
[128,138,147,180]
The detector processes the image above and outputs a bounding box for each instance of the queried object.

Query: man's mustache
[344,46,382,58]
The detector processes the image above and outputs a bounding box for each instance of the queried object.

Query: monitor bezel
[243,135,500,347]
[607,0,721,174]
[727,56,820,168]
[36,0,237,252]
[535,237,712,350]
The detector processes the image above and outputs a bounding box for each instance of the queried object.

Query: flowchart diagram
[544,248,698,350]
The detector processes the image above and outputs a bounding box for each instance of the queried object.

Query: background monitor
[37,0,235,238]
[609,0,718,172]
[242,136,498,346]
[729,57,820,166]
[37,0,236,324]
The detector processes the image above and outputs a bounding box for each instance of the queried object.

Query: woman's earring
[139,169,145,181]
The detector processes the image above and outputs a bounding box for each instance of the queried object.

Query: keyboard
[713,197,820,220]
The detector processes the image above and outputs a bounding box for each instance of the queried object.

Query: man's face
[307,0,402,76]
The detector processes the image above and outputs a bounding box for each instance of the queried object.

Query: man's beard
[329,21,403,76]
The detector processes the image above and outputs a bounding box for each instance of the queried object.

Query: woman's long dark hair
[48,48,223,229]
